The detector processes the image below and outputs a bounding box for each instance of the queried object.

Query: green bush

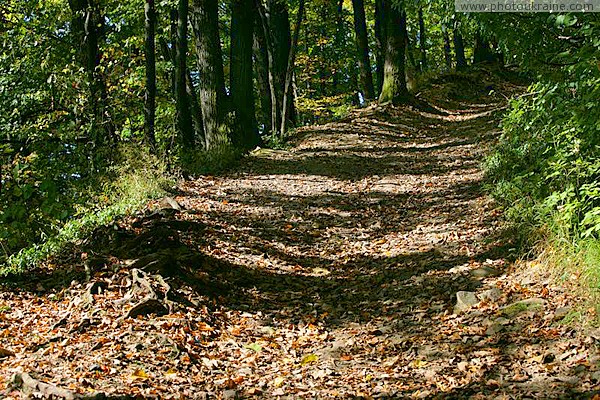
[485,78,600,243]
[0,143,172,276]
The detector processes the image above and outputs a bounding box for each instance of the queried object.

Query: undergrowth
[0,144,173,276]
[485,77,600,324]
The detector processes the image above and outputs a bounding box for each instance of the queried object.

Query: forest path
[167,77,597,398]
[2,75,599,399]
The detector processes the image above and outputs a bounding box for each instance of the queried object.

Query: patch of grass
[181,131,241,175]
[0,144,173,277]
[536,234,600,327]
[499,302,530,318]
[262,132,293,150]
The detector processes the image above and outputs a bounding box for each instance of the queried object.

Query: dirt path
[1,78,599,399]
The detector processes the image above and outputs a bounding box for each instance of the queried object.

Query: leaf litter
[1,77,599,399]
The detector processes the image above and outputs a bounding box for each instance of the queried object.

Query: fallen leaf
[197,322,214,332]
[272,376,285,387]
[301,354,319,365]
[130,368,149,380]
[244,343,262,353]
[247,387,262,395]
[0,348,15,357]
[164,369,178,379]
[411,359,428,368]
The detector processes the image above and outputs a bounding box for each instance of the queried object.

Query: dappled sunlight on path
[2,84,599,399]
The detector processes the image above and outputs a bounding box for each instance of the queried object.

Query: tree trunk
[442,26,452,70]
[453,26,467,70]
[418,7,427,71]
[378,2,408,104]
[269,0,295,133]
[253,28,271,134]
[68,0,110,145]
[186,71,206,148]
[374,0,385,94]
[231,0,260,150]
[160,28,204,148]
[280,0,305,137]
[169,8,178,93]
[332,0,344,92]
[405,29,417,69]
[351,0,375,100]
[175,0,194,148]
[190,0,228,150]
[255,0,278,137]
[144,0,156,148]
[473,29,495,64]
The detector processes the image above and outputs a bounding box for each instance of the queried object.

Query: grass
[531,231,600,327]
[0,144,173,277]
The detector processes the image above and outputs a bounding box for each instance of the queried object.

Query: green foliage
[1,144,172,275]
[296,94,355,125]
[484,11,600,236]
[486,79,600,241]
[484,13,600,312]
[181,126,241,175]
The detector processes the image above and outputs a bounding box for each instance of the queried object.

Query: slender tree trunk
[191,0,228,149]
[68,0,110,145]
[169,8,178,93]
[144,0,156,148]
[231,0,260,150]
[255,0,278,137]
[453,26,467,70]
[473,29,495,64]
[269,0,295,132]
[186,72,206,148]
[253,28,271,134]
[418,7,427,71]
[160,32,205,148]
[332,0,344,92]
[175,0,194,148]
[351,0,375,100]
[378,2,408,104]
[374,0,385,94]
[442,26,452,70]
[402,10,416,93]
[280,0,305,137]
[405,29,417,69]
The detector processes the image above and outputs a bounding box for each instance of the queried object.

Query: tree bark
[374,0,385,94]
[186,72,206,148]
[473,29,495,64]
[190,0,228,149]
[332,0,345,92]
[280,0,305,137]
[254,0,278,137]
[231,0,260,150]
[453,25,467,70]
[269,0,295,133]
[68,0,110,144]
[443,26,452,70]
[418,7,427,71]
[175,0,194,148]
[159,31,205,148]
[378,2,408,104]
[351,0,375,100]
[253,28,271,134]
[144,0,157,148]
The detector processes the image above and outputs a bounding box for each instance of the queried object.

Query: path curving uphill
[2,74,598,399]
